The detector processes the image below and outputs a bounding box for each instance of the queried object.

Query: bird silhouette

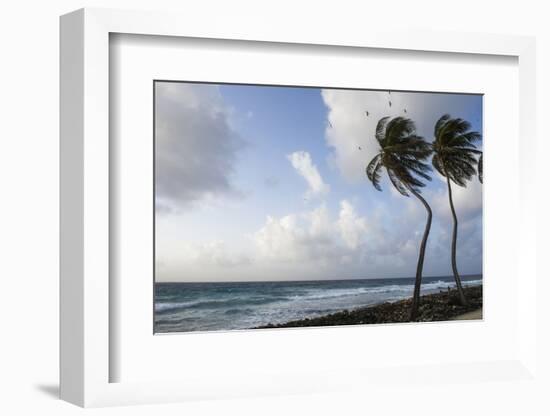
[358,146,362,150]
[328,121,333,128]
[404,109,407,113]
[389,101,392,107]
[365,111,369,116]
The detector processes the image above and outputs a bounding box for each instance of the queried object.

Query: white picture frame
[60,7,538,408]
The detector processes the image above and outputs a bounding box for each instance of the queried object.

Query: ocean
[154,274,482,333]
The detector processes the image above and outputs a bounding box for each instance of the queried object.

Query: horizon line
[155,272,483,285]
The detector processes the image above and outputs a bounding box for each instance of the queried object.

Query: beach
[255,285,482,329]
[452,308,483,320]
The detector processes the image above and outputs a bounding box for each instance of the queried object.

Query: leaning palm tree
[366,116,433,320]
[432,114,482,306]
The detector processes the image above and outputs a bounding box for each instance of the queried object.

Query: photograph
[153,81,483,333]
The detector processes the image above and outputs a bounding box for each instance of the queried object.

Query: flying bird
[358,146,362,150]
[389,101,392,107]
[404,109,407,113]
[328,121,333,128]
[365,111,369,116]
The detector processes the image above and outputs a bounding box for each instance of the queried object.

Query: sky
[154,81,483,282]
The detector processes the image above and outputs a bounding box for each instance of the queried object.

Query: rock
[254,286,483,329]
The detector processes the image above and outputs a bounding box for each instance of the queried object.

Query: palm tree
[366,116,433,320]
[432,114,482,306]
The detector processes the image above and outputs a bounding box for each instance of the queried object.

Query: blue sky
[155,82,483,282]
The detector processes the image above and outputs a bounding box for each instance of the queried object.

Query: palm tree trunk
[408,187,432,321]
[445,175,469,306]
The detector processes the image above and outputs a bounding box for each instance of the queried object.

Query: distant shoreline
[254,285,483,329]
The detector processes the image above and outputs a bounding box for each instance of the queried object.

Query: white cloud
[322,89,384,183]
[253,200,367,266]
[337,200,368,250]
[287,151,330,198]
[155,82,246,211]
[157,193,481,281]
[248,198,453,279]
[252,207,336,265]
[253,214,305,262]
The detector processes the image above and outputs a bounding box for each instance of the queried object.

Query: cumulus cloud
[158,193,481,281]
[253,212,333,264]
[287,151,330,198]
[249,198,451,278]
[155,82,246,211]
[337,200,368,250]
[253,200,367,266]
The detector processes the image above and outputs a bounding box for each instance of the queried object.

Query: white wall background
[0,0,548,414]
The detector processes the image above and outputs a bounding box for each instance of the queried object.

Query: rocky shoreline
[255,285,482,329]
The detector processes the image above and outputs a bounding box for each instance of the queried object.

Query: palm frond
[440,118,471,142]
[449,131,481,147]
[396,157,432,180]
[387,168,409,196]
[375,117,391,146]
[366,153,383,191]
[434,114,451,137]
[388,136,433,158]
[432,154,446,178]
[391,163,426,192]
